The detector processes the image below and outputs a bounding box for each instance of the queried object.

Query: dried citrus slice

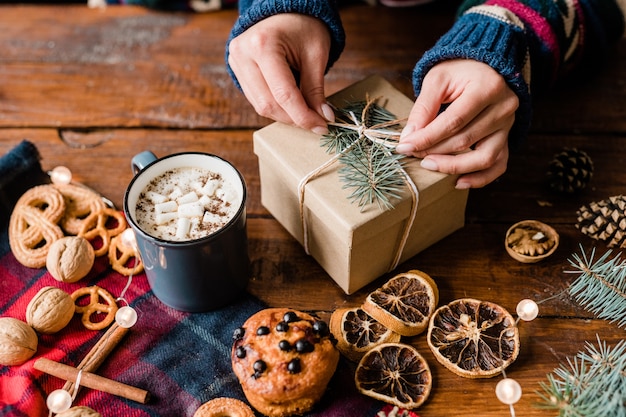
[427,298,520,379]
[330,307,401,362]
[362,269,438,336]
[355,342,432,409]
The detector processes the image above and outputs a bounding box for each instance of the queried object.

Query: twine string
[297,95,419,272]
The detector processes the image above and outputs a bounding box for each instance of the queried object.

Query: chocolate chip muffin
[231,308,339,417]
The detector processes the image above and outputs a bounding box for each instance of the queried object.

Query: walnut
[505,220,559,263]
[46,236,95,283]
[56,406,102,417]
[26,286,75,334]
[0,317,38,366]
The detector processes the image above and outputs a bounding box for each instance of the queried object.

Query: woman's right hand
[228,13,335,134]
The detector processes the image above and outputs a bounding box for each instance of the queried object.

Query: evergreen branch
[320,98,406,209]
[535,336,626,417]
[338,138,406,210]
[565,245,626,328]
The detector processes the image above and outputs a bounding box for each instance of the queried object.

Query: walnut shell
[26,286,75,334]
[56,406,102,417]
[46,236,95,283]
[0,317,38,366]
[505,220,559,263]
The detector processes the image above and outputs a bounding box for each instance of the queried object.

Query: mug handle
[131,151,158,175]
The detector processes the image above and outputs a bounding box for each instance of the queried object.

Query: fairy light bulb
[115,305,138,328]
[496,378,522,405]
[516,299,539,321]
[49,166,72,185]
[120,228,138,252]
[46,389,72,413]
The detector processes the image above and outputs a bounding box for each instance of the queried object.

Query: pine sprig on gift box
[565,246,626,328]
[321,99,407,210]
[536,336,626,417]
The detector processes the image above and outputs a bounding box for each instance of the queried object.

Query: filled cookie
[231,308,339,417]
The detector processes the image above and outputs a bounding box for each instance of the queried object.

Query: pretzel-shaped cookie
[9,185,66,268]
[71,286,118,330]
[55,183,107,235]
[108,233,144,276]
[78,208,127,257]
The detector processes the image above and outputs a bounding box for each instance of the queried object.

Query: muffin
[231,308,339,417]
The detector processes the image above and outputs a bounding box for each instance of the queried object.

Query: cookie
[71,286,118,330]
[78,208,127,257]
[231,308,339,417]
[108,233,143,276]
[54,183,106,235]
[9,184,66,268]
[193,398,254,417]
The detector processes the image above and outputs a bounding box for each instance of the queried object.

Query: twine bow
[297,95,420,272]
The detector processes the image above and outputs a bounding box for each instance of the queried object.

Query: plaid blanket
[0,141,384,416]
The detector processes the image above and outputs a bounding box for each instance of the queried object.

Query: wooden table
[1,4,624,416]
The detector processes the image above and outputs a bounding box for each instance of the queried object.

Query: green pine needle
[565,245,626,328]
[320,99,406,210]
[535,336,626,416]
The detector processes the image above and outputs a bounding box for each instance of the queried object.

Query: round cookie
[231,308,339,417]
[193,398,254,417]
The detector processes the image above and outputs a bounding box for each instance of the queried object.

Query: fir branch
[320,98,406,209]
[565,246,626,328]
[535,336,626,417]
[338,138,406,210]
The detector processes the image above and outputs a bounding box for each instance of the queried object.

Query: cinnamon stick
[35,357,150,404]
[63,322,129,392]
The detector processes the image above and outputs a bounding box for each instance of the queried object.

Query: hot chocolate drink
[135,166,242,241]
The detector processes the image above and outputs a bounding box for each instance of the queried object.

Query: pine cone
[546,148,594,193]
[576,195,626,248]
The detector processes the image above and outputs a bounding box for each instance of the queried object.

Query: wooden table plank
[1,4,625,131]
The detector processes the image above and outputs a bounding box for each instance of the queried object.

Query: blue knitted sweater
[226,0,626,145]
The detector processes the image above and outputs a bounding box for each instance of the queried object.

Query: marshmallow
[178,202,204,218]
[155,201,178,215]
[155,212,179,225]
[178,191,199,205]
[176,217,191,239]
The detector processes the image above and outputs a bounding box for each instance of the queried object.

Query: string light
[49,166,72,185]
[495,298,540,416]
[46,389,72,415]
[516,299,539,322]
[496,378,522,404]
[115,305,138,328]
[120,228,139,253]
[114,237,139,329]
[47,370,82,416]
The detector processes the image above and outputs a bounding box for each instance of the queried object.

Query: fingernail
[312,125,329,135]
[320,103,335,122]
[455,181,471,190]
[395,143,414,154]
[420,158,439,171]
[400,124,415,141]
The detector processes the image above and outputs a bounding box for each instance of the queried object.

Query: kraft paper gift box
[253,75,469,294]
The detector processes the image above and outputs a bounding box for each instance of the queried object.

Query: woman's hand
[228,13,335,134]
[396,59,519,188]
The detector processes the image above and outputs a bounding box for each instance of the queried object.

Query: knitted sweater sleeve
[413,0,626,148]
[225,0,345,89]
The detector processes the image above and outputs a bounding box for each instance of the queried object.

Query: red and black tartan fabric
[0,141,382,416]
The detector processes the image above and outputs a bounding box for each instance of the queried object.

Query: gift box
[253,75,469,294]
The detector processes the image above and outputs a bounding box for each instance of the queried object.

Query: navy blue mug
[123,151,250,312]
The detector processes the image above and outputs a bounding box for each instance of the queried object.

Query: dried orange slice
[330,307,401,362]
[362,270,438,336]
[355,342,432,409]
[427,298,520,379]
